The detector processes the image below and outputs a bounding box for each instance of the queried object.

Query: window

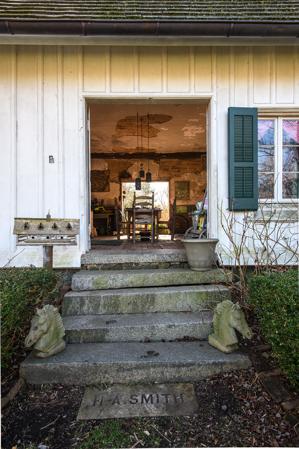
[258,118,299,200]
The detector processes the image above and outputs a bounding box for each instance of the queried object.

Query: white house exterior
[0,3,298,268]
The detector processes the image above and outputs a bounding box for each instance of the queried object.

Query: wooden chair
[169,198,193,240]
[132,192,155,244]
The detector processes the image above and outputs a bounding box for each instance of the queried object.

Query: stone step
[71,268,230,291]
[63,311,213,343]
[81,248,187,270]
[20,341,251,385]
[62,285,230,316]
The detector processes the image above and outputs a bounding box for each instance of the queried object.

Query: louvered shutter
[228,107,258,211]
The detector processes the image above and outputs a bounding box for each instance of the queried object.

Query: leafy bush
[0,268,59,369]
[249,269,299,389]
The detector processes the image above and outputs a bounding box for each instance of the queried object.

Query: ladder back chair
[132,192,155,244]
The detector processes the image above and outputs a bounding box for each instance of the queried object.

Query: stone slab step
[81,248,187,270]
[62,284,230,316]
[20,341,251,385]
[71,268,230,291]
[63,311,213,343]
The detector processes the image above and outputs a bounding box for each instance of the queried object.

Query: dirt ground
[2,362,298,449]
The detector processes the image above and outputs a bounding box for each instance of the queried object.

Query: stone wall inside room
[91,155,206,209]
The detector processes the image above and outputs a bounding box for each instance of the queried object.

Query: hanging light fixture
[135,112,141,190]
[139,163,145,178]
[145,113,152,183]
[139,116,145,178]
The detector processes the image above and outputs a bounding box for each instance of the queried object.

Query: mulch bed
[2,364,298,448]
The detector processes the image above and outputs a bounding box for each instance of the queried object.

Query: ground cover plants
[0,267,61,387]
[249,269,299,390]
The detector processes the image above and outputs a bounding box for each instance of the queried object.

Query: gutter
[0,20,298,37]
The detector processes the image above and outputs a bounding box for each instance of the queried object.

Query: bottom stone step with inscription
[20,341,251,386]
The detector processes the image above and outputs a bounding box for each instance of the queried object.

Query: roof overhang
[0,20,298,38]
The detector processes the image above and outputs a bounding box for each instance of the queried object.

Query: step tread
[64,284,230,299]
[82,249,187,265]
[71,268,231,291]
[21,341,250,372]
[63,311,213,331]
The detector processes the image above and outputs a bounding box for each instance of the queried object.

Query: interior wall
[91,157,206,209]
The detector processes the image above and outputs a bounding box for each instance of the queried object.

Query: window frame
[258,116,299,203]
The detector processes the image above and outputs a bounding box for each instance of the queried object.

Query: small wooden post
[43,245,53,269]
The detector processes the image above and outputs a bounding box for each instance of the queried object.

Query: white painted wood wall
[0,44,298,267]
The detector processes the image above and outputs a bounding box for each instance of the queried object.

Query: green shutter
[228,107,258,211]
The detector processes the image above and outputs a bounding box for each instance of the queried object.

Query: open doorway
[88,101,208,247]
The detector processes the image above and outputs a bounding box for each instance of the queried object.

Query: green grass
[79,419,162,449]
[79,421,131,449]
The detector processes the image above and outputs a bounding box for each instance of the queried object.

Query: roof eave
[0,20,298,37]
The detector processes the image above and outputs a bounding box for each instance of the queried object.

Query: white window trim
[258,116,299,204]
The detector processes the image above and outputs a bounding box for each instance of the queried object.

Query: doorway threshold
[82,241,187,269]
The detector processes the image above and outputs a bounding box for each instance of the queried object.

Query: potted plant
[182,237,219,271]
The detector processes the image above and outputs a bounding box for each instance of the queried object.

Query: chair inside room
[169,198,193,240]
[132,191,155,244]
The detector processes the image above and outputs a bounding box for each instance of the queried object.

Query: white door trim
[80,94,217,251]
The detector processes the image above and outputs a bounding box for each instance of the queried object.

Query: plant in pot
[182,199,218,271]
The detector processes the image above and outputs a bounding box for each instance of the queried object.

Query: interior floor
[91,238,184,251]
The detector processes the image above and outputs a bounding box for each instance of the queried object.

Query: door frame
[81,95,217,252]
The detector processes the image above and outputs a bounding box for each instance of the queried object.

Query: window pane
[283,146,299,172]
[258,146,275,172]
[258,120,274,145]
[283,119,299,145]
[282,173,299,198]
[258,173,275,199]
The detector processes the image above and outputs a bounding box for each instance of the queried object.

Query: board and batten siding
[0,45,298,267]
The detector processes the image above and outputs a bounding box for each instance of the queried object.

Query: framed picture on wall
[175,181,190,200]
[91,170,110,192]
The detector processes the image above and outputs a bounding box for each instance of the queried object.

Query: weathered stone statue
[25,305,65,358]
[208,300,252,353]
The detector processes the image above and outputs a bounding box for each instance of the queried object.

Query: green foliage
[79,420,161,449]
[0,268,59,369]
[80,421,131,449]
[249,269,299,389]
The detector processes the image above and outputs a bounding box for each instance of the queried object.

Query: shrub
[249,269,299,389]
[0,268,59,370]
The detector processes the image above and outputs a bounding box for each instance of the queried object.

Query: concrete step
[63,311,213,343]
[62,284,230,316]
[20,341,251,385]
[71,268,231,291]
[81,248,187,270]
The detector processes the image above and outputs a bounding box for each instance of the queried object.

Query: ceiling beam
[91,152,206,160]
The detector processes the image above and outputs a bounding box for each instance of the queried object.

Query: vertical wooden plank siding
[166,47,190,93]
[275,46,295,104]
[138,47,163,93]
[83,46,106,92]
[62,46,80,217]
[253,46,271,104]
[110,47,135,92]
[0,44,298,267]
[234,47,250,107]
[16,46,39,216]
[43,46,60,216]
[194,47,212,93]
[0,46,14,257]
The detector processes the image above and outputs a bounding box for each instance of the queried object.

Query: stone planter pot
[182,238,219,271]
